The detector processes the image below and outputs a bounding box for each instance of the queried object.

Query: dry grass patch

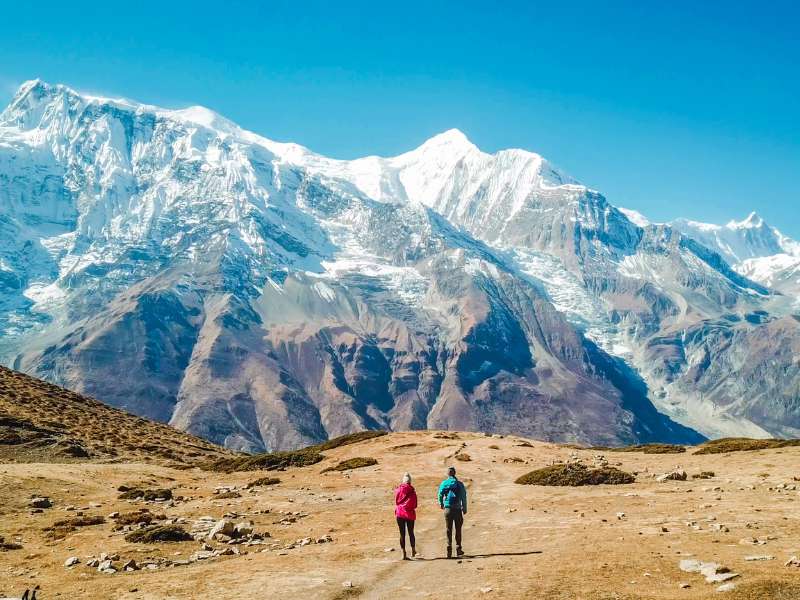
[118,487,172,501]
[246,476,280,488]
[124,525,192,543]
[208,448,324,473]
[215,490,241,499]
[516,463,635,486]
[44,515,105,539]
[692,470,716,479]
[112,510,164,528]
[321,457,378,473]
[694,438,800,455]
[607,443,686,454]
[454,453,471,461]
[208,430,387,473]
[314,430,387,451]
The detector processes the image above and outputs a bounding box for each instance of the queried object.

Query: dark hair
[447,466,456,476]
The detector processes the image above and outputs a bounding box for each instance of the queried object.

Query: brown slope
[0,365,232,467]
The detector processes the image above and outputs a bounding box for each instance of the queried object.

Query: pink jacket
[394,483,418,520]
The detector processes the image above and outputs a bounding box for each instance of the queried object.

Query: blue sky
[1,1,798,236]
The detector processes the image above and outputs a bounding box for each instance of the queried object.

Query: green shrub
[515,462,635,486]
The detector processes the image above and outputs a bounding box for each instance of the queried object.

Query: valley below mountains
[1,80,798,451]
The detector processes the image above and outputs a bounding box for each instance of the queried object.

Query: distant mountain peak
[727,211,765,230]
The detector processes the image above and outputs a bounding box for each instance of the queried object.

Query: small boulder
[64,556,80,567]
[208,519,236,540]
[30,497,53,509]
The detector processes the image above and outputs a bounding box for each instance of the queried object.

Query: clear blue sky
[1,1,798,236]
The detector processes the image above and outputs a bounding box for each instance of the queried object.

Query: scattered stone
[744,555,774,561]
[234,522,254,537]
[208,519,236,540]
[716,583,737,592]
[122,559,139,571]
[657,471,688,482]
[785,556,800,567]
[30,497,53,509]
[64,556,79,567]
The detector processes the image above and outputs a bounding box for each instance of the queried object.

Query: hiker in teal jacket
[437,466,467,558]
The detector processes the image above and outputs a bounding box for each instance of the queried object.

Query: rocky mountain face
[0,80,796,449]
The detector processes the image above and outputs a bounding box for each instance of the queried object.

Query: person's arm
[461,482,468,514]
[437,481,445,508]
[410,488,418,510]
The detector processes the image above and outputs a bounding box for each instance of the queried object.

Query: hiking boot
[446,546,452,558]
[456,547,464,557]
[411,547,417,558]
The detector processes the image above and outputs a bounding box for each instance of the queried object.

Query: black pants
[397,517,415,550]
[444,507,463,549]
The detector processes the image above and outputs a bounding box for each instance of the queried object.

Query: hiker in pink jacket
[394,472,418,559]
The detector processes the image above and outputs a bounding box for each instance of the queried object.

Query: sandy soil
[2,432,800,599]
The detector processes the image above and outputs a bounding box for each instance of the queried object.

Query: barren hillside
[0,365,232,467]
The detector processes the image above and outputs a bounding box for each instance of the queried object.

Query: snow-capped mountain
[1,80,797,449]
[671,213,800,299]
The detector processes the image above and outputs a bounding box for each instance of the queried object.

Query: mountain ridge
[1,79,797,449]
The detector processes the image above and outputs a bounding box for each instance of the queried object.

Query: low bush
[692,471,716,479]
[314,430,387,451]
[321,457,378,473]
[51,515,105,528]
[113,510,164,528]
[694,438,800,455]
[245,476,280,488]
[515,463,635,486]
[454,453,471,462]
[124,525,192,543]
[215,490,241,499]
[206,430,386,473]
[208,448,324,473]
[608,443,686,454]
[118,488,173,501]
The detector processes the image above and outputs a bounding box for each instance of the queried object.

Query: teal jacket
[437,476,467,513]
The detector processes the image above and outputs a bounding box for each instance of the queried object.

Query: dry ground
[2,432,800,599]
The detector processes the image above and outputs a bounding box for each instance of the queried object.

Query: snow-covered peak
[618,207,652,227]
[671,212,799,266]
[409,128,478,155]
[727,211,764,230]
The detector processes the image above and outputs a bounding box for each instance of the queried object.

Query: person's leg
[407,519,416,556]
[454,510,464,554]
[397,517,407,558]
[444,508,454,557]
